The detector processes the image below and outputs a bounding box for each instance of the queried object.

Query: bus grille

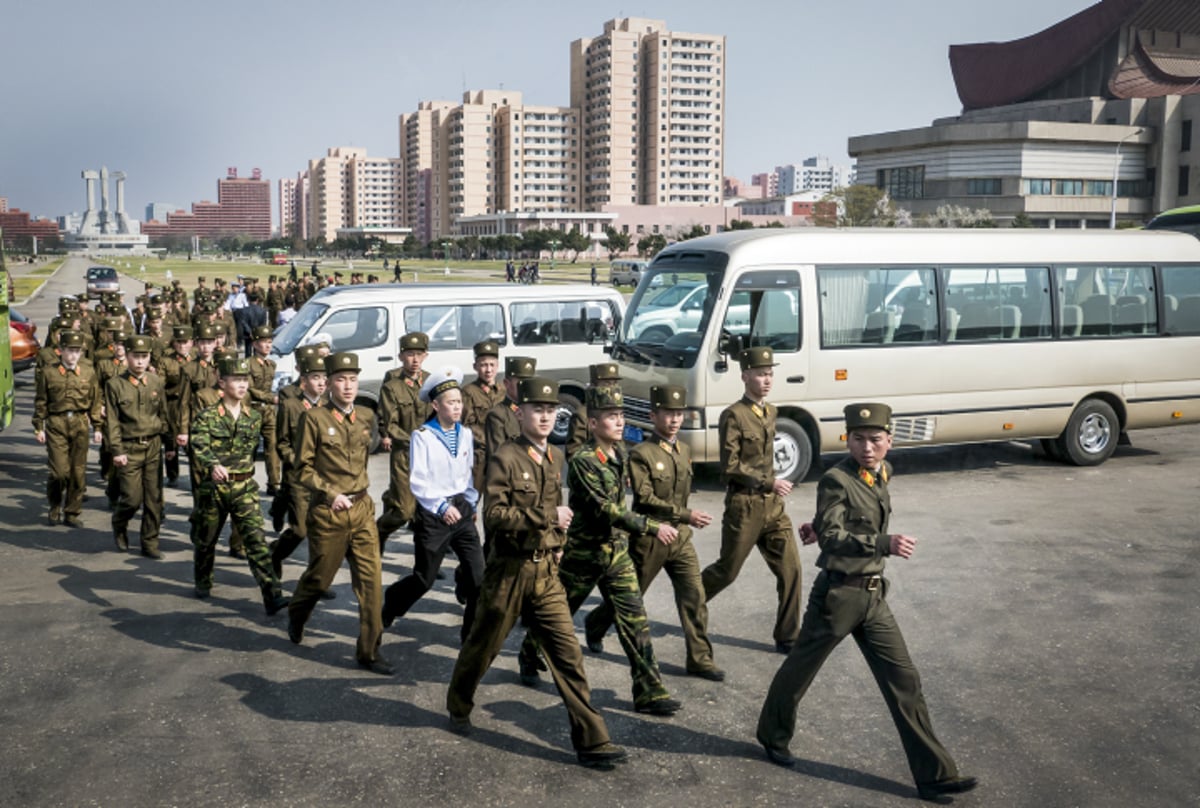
[623,396,653,426]
[892,416,935,443]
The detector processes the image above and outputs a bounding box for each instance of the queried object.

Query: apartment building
[306,147,401,243]
[777,157,853,194]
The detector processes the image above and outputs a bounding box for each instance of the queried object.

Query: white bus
[612,229,1200,481]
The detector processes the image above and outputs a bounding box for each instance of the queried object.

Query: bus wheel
[552,393,582,446]
[774,417,813,483]
[1056,399,1118,466]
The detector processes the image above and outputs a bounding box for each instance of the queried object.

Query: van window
[1162,265,1200,334]
[512,300,616,345]
[723,271,801,353]
[274,302,328,354]
[1055,265,1156,338]
[323,306,388,351]
[818,267,937,346]
[405,303,506,351]
[944,266,1051,341]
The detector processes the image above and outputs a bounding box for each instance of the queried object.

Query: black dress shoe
[917,776,978,800]
[287,617,304,644]
[586,636,604,654]
[762,745,797,768]
[635,697,682,716]
[381,601,398,629]
[195,586,211,599]
[447,714,473,736]
[518,653,545,687]
[688,667,726,682]
[141,547,163,560]
[577,742,628,769]
[264,594,290,616]
[358,656,395,676]
[114,531,129,551]
[775,641,795,654]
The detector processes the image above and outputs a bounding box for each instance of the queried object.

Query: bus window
[512,300,615,345]
[1162,265,1200,334]
[944,266,1050,341]
[818,267,936,346]
[1056,265,1156,338]
[724,270,801,353]
[323,306,388,351]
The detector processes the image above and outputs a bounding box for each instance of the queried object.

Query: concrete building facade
[305,148,401,243]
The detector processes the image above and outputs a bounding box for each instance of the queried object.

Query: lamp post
[548,239,560,272]
[441,241,451,276]
[1110,128,1144,229]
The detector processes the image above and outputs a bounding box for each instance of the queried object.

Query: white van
[271,283,625,444]
[609,259,648,287]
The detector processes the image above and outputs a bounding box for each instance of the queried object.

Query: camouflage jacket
[190,400,263,480]
[567,439,658,545]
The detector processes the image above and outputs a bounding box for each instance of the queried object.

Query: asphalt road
[2,257,1198,807]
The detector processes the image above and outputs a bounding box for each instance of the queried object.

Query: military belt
[226,471,255,482]
[827,571,883,591]
[729,481,770,495]
[126,435,160,444]
[345,490,370,504]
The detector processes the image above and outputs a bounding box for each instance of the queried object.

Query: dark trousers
[757,572,960,786]
[45,413,89,518]
[383,505,485,642]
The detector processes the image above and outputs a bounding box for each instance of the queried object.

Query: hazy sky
[2,0,1095,222]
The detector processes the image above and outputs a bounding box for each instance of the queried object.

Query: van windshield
[273,302,328,355]
[616,263,726,368]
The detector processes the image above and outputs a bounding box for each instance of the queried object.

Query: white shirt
[409,420,478,516]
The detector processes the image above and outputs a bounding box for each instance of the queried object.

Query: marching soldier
[33,330,103,527]
[461,340,504,496]
[247,324,282,496]
[266,276,284,328]
[96,326,128,508]
[756,403,978,802]
[446,377,628,769]
[179,324,221,492]
[701,347,802,652]
[483,356,536,460]
[105,335,169,558]
[375,331,431,545]
[584,383,724,681]
[517,384,680,716]
[565,363,622,459]
[188,356,289,614]
[286,352,393,676]
[158,324,194,486]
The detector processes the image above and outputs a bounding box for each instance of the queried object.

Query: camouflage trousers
[189,477,281,598]
[520,538,670,709]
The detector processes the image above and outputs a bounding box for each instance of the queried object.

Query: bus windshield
[616,261,726,368]
[272,301,328,354]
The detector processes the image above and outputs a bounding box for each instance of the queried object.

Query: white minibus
[611,229,1200,481]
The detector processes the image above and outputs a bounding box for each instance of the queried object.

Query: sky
[1,0,1098,223]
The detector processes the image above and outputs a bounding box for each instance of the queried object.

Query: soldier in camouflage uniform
[188,357,289,613]
[376,331,431,545]
[247,324,282,495]
[518,385,681,717]
[34,330,103,527]
[584,384,724,681]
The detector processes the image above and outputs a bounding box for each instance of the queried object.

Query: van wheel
[1055,399,1118,466]
[774,417,813,483]
[552,393,582,446]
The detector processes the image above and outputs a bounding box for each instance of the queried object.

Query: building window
[967,178,1001,195]
[1184,120,1193,152]
[877,165,924,200]
[1055,180,1084,195]
[1023,179,1053,196]
[1179,166,1190,197]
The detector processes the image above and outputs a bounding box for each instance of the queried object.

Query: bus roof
[652,227,1200,267]
[305,282,624,306]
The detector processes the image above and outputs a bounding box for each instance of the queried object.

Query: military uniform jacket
[267,286,284,314]
[567,440,654,545]
[190,401,263,480]
[103,370,167,455]
[462,378,504,448]
[628,432,695,530]
[485,435,566,555]
[277,394,323,473]
[158,351,192,434]
[719,396,777,493]
[379,368,430,447]
[96,357,127,392]
[812,456,894,576]
[179,357,220,437]
[34,362,102,433]
[36,347,94,385]
[247,355,276,406]
[294,402,374,505]
[484,397,521,458]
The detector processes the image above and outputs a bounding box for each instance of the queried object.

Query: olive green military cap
[172,325,194,341]
[650,384,687,410]
[400,331,429,352]
[124,335,153,353]
[299,355,327,375]
[75,292,89,302]
[589,362,621,383]
[473,340,500,358]
[738,345,778,371]
[296,345,320,360]
[844,402,893,433]
[197,276,207,283]
[518,376,559,405]
[214,348,239,363]
[59,330,85,348]
[505,356,537,379]
[196,324,219,340]
[252,325,273,340]
[586,384,623,412]
[103,317,125,331]
[147,307,164,320]
[244,277,259,284]
[325,352,361,374]
[58,298,80,313]
[218,357,251,377]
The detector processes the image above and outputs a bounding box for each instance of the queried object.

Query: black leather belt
[227,471,255,482]
[827,571,883,591]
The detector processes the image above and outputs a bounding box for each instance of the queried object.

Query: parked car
[9,309,39,372]
[86,266,120,299]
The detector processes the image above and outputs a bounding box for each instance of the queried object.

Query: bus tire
[1056,399,1119,466]
[774,417,813,483]
[552,392,582,446]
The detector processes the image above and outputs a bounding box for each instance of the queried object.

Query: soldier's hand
[656,523,679,545]
[211,465,229,482]
[555,506,573,531]
[113,454,129,467]
[331,493,352,512]
[772,479,793,497]
[92,430,103,445]
[165,450,176,460]
[35,430,46,445]
[381,436,392,452]
[799,522,818,545]
[443,505,462,525]
[890,533,917,559]
[177,434,189,447]
[689,509,713,529]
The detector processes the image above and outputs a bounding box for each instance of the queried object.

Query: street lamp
[441,241,451,276]
[548,239,560,272]
[1110,128,1144,229]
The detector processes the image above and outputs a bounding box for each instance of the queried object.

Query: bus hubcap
[1079,413,1111,454]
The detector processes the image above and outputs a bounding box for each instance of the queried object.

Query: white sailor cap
[420,366,465,402]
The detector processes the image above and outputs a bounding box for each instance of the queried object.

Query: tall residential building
[750,172,777,198]
[495,99,581,213]
[571,17,725,209]
[399,101,455,244]
[306,147,402,243]
[141,168,271,243]
[279,172,309,240]
[777,158,853,195]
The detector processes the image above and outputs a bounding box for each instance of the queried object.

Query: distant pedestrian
[591,264,598,285]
